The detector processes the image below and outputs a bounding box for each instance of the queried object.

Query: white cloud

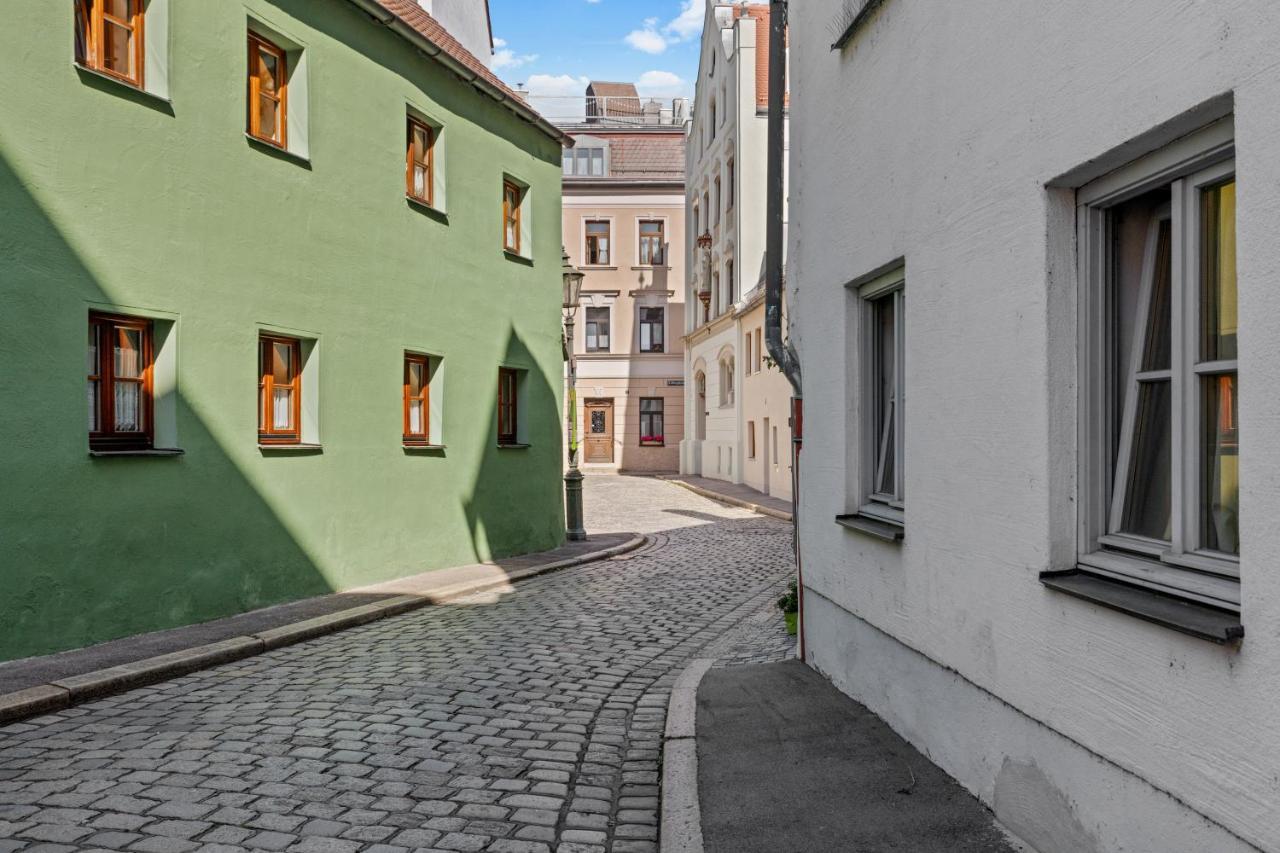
[624,27,668,54]
[491,37,538,70]
[524,73,592,98]
[636,70,688,97]
[665,0,704,41]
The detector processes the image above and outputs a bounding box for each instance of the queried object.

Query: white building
[412,0,492,68]
[790,1,1279,851]
[681,3,793,500]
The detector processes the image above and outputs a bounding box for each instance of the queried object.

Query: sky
[486,0,704,107]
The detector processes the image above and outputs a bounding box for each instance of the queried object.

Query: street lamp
[561,248,587,541]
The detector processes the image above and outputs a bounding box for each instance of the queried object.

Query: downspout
[763,0,805,659]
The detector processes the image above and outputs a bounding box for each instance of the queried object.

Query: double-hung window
[497,368,519,445]
[639,220,665,266]
[858,267,905,528]
[1078,125,1238,608]
[639,307,664,353]
[585,307,610,353]
[585,220,611,266]
[76,0,144,87]
[248,33,287,147]
[259,335,301,444]
[406,116,434,205]
[403,353,431,446]
[503,181,522,254]
[639,398,664,446]
[88,313,153,451]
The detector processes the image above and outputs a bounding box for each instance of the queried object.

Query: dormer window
[564,145,607,177]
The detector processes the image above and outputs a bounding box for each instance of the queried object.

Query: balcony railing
[515,94,691,128]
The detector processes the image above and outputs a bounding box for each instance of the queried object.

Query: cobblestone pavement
[0,476,794,853]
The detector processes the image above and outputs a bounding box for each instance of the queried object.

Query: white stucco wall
[790,1,1280,851]
[417,0,491,68]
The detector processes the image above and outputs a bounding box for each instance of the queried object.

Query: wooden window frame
[639,306,665,353]
[497,367,519,445]
[859,269,906,526]
[406,116,434,206]
[503,181,522,254]
[639,397,665,447]
[258,334,302,445]
[1076,124,1240,609]
[247,32,288,148]
[76,0,145,88]
[639,219,665,267]
[585,219,611,266]
[747,421,757,459]
[403,353,431,446]
[88,312,154,451]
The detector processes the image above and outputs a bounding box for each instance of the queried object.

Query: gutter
[345,0,574,148]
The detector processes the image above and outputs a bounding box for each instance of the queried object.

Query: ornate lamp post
[561,248,587,541]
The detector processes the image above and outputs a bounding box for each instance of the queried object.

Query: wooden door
[584,399,614,463]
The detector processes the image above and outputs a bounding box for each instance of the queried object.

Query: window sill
[406,195,447,221]
[74,64,173,112]
[835,512,904,543]
[258,443,323,454]
[1040,569,1243,645]
[245,134,312,168]
[403,443,446,452]
[503,250,534,266]
[631,266,672,271]
[497,442,531,449]
[640,442,666,448]
[89,448,185,458]
[581,265,617,271]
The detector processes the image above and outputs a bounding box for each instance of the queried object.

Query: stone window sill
[835,512,904,543]
[497,442,531,449]
[89,448,185,458]
[259,444,323,454]
[1040,569,1243,645]
[403,443,447,452]
[245,134,312,168]
[504,250,534,266]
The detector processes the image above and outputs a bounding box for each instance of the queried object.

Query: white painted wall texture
[789,1,1280,851]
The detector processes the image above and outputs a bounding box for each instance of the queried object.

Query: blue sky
[487,0,703,103]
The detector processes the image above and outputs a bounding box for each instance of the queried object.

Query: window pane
[409,361,425,394]
[102,20,133,78]
[88,381,99,431]
[272,387,294,430]
[88,324,99,374]
[1201,373,1239,555]
[563,151,574,176]
[114,381,142,431]
[591,150,604,176]
[871,295,896,495]
[590,410,606,433]
[408,399,424,434]
[414,165,427,198]
[1140,220,1173,372]
[259,95,279,139]
[586,221,608,235]
[272,342,292,384]
[258,50,279,94]
[1201,180,1237,362]
[104,0,131,19]
[114,328,142,379]
[1120,381,1172,540]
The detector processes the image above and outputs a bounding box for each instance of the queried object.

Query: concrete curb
[0,534,647,726]
[661,657,716,853]
[663,477,793,522]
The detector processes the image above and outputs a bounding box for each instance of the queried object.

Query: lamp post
[562,248,587,541]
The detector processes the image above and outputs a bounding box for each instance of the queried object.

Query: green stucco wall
[0,0,566,662]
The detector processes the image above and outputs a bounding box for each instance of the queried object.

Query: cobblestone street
[0,476,794,853]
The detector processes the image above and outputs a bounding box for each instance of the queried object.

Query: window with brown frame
[406,116,434,205]
[585,220,611,265]
[403,353,431,445]
[639,306,664,353]
[248,33,287,147]
[503,181,522,254]
[727,158,735,210]
[640,398,664,447]
[76,0,144,88]
[259,335,301,444]
[639,220,665,266]
[498,367,519,445]
[88,313,153,450]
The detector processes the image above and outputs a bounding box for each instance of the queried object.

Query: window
[745,332,753,375]
[709,99,716,140]
[726,259,735,305]
[639,220,665,266]
[564,147,606,177]
[639,307,665,353]
[406,116,434,205]
[719,357,735,407]
[711,272,720,317]
[76,0,144,87]
[714,177,722,228]
[503,180,522,254]
[403,353,431,446]
[585,220,611,266]
[755,328,763,372]
[727,159,735,210]
[859,267,905,527]
[248,33,287,147]
[585,307,610,352]
[640,398,664,446]
[88,313,153,450]
[259,335,301,444]
[747,421,757,458]
[1078,129,1238,605]
[497,367,519,445]
[703,193,710,231]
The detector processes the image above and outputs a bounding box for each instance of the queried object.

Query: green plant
[777,578,799,614]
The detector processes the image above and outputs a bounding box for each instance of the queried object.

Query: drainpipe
[763,0,805,660]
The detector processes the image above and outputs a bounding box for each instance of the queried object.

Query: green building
[0,0,571,662]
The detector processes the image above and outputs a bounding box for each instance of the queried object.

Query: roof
[587,81,640,99]
[566,130,686,183]
[344,0,571,146]
[586,81,642,119]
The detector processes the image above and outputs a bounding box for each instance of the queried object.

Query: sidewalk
[0,531,641,723]
[664,475,793,521]
[695,660,1027,853]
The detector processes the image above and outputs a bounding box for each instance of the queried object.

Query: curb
[661,657,716,853]
[663,478,793,522]
[0,534,647,727]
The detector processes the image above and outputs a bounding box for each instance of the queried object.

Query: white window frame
[1076,118,1238,609]
[858,266,905,526]
[582,216,614,268]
